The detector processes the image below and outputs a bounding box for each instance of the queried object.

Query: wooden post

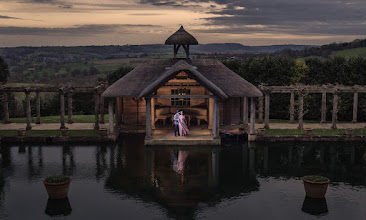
[145,97,152,139]
[94,89,100,130]
[331,91,338,129]
[3,92,10,124]
[151,98,155,129]
[25,90,32,130]
[289,91,295,123]
[264,92,270,129]
[108,98,114,136]
[243,96,249,127]
[36,91,41,124]
[352,90,358,123]
[249,97,256,135]
[297,91,304,129]
[320,91,327,123]
[258,96,263,124]
[213,98,220,138]
[208,98,214,129]
[67,91,73,124]
[59,88,66,129]
[100,95,105,124]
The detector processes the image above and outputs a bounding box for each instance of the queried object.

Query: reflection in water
[45,197,72,217]
[302,196,328,216]
[0,139,366,219]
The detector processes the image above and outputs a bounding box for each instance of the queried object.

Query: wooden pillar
[67,91,73,124]
[297,91,304,129]
[243,97,249,127]
[320,91,327,123]
[25,90,32,130]
[208,98,214,129]
[36,91,41,124]
[264,92,270,129]
[249,97,256,135]
[331,91,338,129]
[94,90,100,130]
[3,92,10,124]
[213,98,220,138]
[145,97,152,139]
[352,91,358,123]
[59,89,66,129]
[100,95,105,124]
[258,96,263,124]
[108,98,115,135]
[151,98,155,129]
[289,91,295,123]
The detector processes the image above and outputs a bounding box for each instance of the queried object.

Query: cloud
[0,15,21,19]
[0,24,160,36]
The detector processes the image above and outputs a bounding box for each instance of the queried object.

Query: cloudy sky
[0,0,366,47]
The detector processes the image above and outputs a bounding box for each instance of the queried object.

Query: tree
[105,66,133,85]
[0,56,10,85]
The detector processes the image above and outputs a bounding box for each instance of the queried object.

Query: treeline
[223,56,366,122]
[275,39,366,58]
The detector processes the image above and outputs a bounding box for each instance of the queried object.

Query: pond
[0,136,366,219]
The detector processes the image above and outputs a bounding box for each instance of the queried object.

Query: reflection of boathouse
[102,26,262,145]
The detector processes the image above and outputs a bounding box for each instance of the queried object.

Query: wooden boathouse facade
[102,26,262,145]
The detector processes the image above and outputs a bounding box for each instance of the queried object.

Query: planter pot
[99,128,108,137]
[304,129,312,136]
[44,180,71,199]
[345,128,353,136]
[17,129,26,137]
[257,128,266,136]
[303,176,330,198]
[61,129,69,137]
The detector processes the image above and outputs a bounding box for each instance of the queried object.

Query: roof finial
[179,25,184,30]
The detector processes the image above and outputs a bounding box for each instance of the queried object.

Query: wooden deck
[145,125,221,146]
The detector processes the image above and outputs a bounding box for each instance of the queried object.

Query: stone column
[59,89,66,129]
[3,92,10,124]
[67,91,73,124]
[320,91,327,123]
[297,91,304,129]
[145,97,152,139]
[289,91,295,123]
[264,92,270,129]
[243,96,249,127]
[249,97,256,135]
[36,91,41,124]
[94,90,100,130]
[331,91,338,129]
[100,95,105,124]
[108,98,115,136]
[352,90,358,123]
[25,90,32,130]
[258,96,263,124]
[213,98,220,138]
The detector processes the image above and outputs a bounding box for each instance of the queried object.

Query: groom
[174,110,180,136]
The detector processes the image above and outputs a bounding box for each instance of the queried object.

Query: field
[332,47,366,58]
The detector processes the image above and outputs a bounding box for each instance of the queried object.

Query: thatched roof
[165,26,198,45]
[102,59,263,98]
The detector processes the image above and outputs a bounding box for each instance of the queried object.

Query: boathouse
[102,26,262,145]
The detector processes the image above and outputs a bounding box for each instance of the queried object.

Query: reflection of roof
[165,26,198,45]
[102,59,263,98]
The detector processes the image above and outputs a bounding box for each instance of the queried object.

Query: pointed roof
[165,26,198,45]
[102,59,262,98]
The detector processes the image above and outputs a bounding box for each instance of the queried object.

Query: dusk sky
[1,0,366,47]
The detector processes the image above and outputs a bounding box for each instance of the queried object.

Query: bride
[178,111,190,136]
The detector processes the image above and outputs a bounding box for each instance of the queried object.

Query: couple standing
[173,110,190,137]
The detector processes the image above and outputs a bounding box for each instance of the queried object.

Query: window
[171,88,190,107]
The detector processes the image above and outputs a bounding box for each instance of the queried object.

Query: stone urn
[61,129,69,137]
[17,128,26,137]
[257,128,266,136]
[44,176,71,200]
[303,175,330,198]
[99,128,108,137]
[344,128,353,136]
[304,128,312,136]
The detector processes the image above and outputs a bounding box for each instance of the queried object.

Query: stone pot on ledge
[99,128,108,137]
[17,128,26,137]
[344,128,353,136]
[61,129,69,137]
[304,128,312,136]
[257,128,266,136]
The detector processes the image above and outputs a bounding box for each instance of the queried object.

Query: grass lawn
[332,47,366,58]
[7,115,110,123]
[0,130,100,137]
[264,128,366,136]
